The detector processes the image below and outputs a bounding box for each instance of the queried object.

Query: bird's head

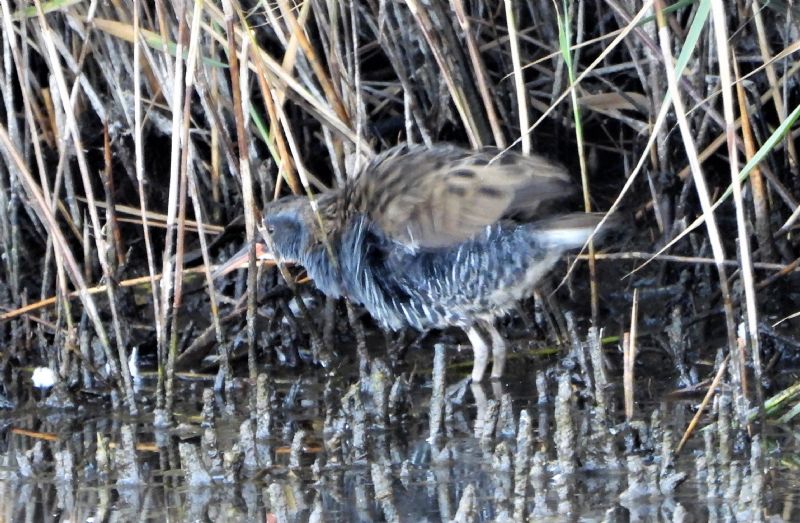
[261,192,340,263]
[260,196,311,263]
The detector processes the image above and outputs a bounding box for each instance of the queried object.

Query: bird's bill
[211,243,279,279]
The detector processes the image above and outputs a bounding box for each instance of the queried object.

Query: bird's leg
[484,322,507,379]
[466,326,490,382]
[470,381,489,436]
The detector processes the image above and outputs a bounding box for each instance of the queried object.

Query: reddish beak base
[212,243,277,279]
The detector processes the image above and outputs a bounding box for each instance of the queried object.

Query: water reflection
[0,329,789,522]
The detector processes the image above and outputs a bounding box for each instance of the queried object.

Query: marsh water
[0,327,794,523]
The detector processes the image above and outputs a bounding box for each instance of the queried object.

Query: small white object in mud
[31,367,57,389]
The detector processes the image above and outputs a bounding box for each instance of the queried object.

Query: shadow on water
[0,326,793,522]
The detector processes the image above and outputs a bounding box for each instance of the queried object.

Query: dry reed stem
[451,0,506,148]
[675,355,729,454]
[710,0,762,416]
[655,0,739,393]
[624,289,639,421]
[220,0,258,390]
[752,3,800,175]
[36,0,139,412]
[157,2,189,413]
[504,0,528,154]
[405,0,483,148]
[676,58,800,180]
[0,268,208,321]
[0,123,113,375]
[558,1,655,288]
[507,0,653,153]
[243,17,300,195]
[276,0,350,124]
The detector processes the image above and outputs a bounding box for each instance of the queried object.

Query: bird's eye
[267,225,275,234]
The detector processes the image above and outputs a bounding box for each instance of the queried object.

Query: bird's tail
[534,212,617,249]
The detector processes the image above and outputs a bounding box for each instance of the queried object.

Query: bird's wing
[348,144,575,249]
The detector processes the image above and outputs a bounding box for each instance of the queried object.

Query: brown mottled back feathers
[345,143,575,249]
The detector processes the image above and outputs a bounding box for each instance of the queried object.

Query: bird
[217,143,613,381]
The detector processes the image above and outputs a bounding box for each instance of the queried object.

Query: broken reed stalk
[623,288,639,421]
[676,356,729,454]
